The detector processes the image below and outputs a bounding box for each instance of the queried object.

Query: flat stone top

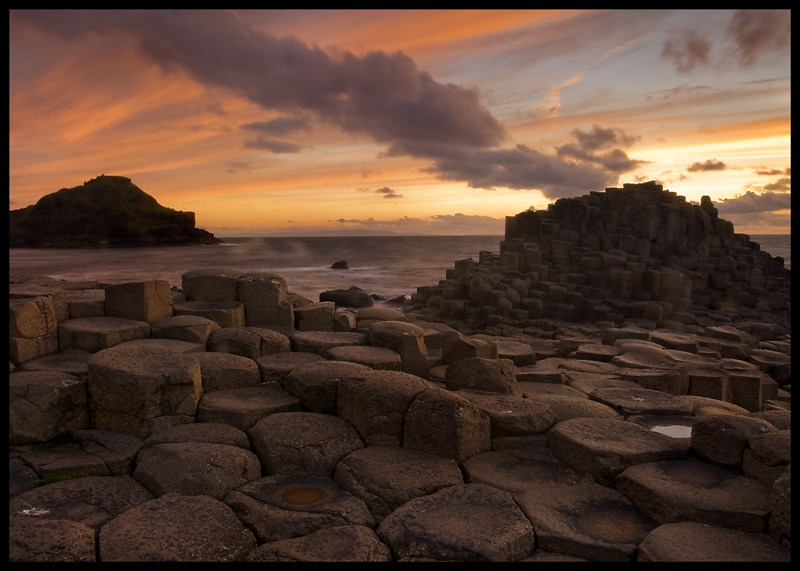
[355,308,408,322]
[87,344,200,376]
[151,315,219,328]
[290,331,367,344]
[549,417,686,459]
[182,267,243,278]
[58,316,150,332]
[19,351,92,376]
[10,370,83,387]
[589,387,693,418]
[143,422,251,450]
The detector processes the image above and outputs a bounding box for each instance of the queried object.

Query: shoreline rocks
[8,183,791,561]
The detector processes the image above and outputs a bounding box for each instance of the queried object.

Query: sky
[9,9,791,236]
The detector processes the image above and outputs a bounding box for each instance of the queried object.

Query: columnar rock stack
[406,181,790,334]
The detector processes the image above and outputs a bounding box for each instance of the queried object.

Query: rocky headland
[8,175,221,248]
[8,183,791,562]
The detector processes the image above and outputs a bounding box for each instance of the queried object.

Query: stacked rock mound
[9,262,791,560]
[406,181,790,336]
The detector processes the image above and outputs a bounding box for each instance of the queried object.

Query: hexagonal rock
[574,343,619,363]
[336,370,431,447]
[564,371,640,395]
[57,316,150,352]
[172,300,245,328]
[104,280,173,323]
[637,521,791,562]
[224,473,375,545]
[547,418,687,484]
[289,331,368,356]
[376,483,535,562]
[114,338,206,353]
[727,370,767,412]
[326,345,402,371]
[615,460,772,533]
[247,412,364,477]
[749,349,791,386]
[445,357,521,396]
[207,326,291,360]
[690,415,775,469]
[747,430,791,469]
[456,391,556,437]
[237,271,294,327]
[9,517,96,562]
[64,289,104,318]
[649,331,699,353]
[9,295,57,338]
[355,307,408,323]
[9,458,41,499]
[197,385,301,432]
[254,351,326,384]
[334,446,464,523]
[9,475,154,530]
[494,340,536,366]
[461,445,586,495]
[86,345,203,439]
[441,330,498,364]
[589,387,694,418]
[245,524,392,562]
[368,321,428,379]
[403,388,491,464]
[294,301,336,331]
[686,366,732,401]
[515,481,657,562]
[132,442,262,500]
[99,493,257,562]
[9,371,89,445]
[18,350,92,377]
[142,422,251,451]
[181,267,242,302]
[618,368,688,396]
[15,443,112,481]
[73,429,145,476]
[523,393,622,424]
[149,314,221,345]
[611,351,678,370]
[192,351,262,392]
[282,361,372,414]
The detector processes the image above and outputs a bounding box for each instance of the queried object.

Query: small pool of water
[650,425,693,438]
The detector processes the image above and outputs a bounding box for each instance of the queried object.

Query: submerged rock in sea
[330,261,349,270]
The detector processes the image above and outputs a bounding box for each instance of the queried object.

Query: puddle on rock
[650,425,693,438]
[279,486,328,506]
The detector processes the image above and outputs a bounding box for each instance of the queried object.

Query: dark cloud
[763,176,791,192]
[242,116,310,136]
[726,10,791,68]
[715,190,791,215]
[244,135,303,153]
[753,167,787,176]
[661,30,712,73]
[374,186,403,199]
[687,159,727,172]
[14,9,646,198]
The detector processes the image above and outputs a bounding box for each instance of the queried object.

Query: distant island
[9,175,222,248]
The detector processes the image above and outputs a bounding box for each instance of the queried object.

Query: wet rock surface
[8,187,792,562]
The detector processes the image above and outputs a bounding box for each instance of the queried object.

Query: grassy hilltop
[9,175,221,248]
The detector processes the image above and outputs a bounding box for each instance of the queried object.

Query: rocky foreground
[8,264,791,562]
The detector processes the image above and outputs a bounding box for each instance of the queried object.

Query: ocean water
[8,236,504,301]
[8,234,789,302]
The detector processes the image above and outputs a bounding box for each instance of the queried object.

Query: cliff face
[9,175,222,248]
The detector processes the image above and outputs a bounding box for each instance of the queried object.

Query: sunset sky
[9,9,791,236]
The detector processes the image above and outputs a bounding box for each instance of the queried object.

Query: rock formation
[405,181,790,336]
[9,175,221,247]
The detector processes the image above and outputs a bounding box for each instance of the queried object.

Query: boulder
[207,326,291,359]
[197,385,301,432]
[86,345,203,439]
[334,446,463,523]
[9,371,89,445]
[9,475,154,530]
[376,483,535,562]
[132,442,262,499]
[616,459,772,533]
[331,260,349,270]
[320,286,373,308]
[402,388,491,464]
[224,474,375,544]
[248,412,364,477]
[336,370,431,447]
[282,361,372,414]
[445,357,521,396]
[368,321,428,379]
[9,517,96,562]
[99,493,257,561]
[104,280,173,323]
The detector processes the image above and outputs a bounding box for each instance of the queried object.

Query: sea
[8,234,790,302]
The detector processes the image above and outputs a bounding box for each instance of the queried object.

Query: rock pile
[8,259,791,559]
[406,181,790,336]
